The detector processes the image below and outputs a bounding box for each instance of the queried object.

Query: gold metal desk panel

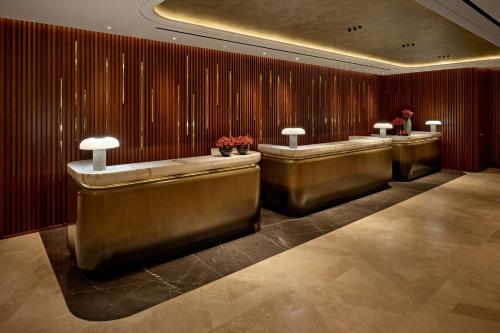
[392,137,441,181]
[67,165,260,270]
[260,146,392,216]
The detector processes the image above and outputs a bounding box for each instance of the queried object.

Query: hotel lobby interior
[1,0,500,332]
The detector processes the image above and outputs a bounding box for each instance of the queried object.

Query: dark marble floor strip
[40,170,464,321]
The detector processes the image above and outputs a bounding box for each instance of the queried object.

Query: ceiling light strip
[155,27,390,71]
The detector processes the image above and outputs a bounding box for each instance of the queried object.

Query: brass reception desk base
[67,165,260,271]
[260,147,392,216]
[392,137,441,181]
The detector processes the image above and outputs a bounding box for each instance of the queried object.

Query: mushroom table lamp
[281,128,305,148]
[79,136,120,171]
[425,120,442,133]
[373,123,393,137]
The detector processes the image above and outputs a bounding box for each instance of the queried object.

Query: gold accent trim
[151,88,154,123]
[73,164,259,190]
[191,93,195,154]
[105,57,109,133]
[236,92,239,122]
[269,70,272,107]
[83,89,87,134]
[186,54,189,136]
[319,76,322,108]
[74,40,78,138]
[289,70,292,127]
[228,70,232,136]
[177,84,180,157]
[259,73,263,142]
[140,61,144,150]
[312,79,315,137]
[277,75,280,127]
[59,77,63,168]
[252,92,256,122]
[216,64,219,106]
[324,79,327,125]
[122,53,125,105]
[205,67,209,130]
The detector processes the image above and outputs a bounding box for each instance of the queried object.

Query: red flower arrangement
[402,109,413,119]
[391,117,405,135]
[234,135,254,146]
[216,136,235,148]
[392,117,405,126]
[400,130,409,136]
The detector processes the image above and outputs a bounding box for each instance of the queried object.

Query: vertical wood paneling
[0,18,381,237]
[380,68,496,172]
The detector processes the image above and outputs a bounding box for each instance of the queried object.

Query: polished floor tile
[38,171,461,321]
[2,169,500,332]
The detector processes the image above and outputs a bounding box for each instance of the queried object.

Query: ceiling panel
[155,0,500,65]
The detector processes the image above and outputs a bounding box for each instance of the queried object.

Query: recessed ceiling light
[295,57,300,61]
[223,45,227,48]
[172,37,177,40]
[262,52,267,55]
[106,26,112,30]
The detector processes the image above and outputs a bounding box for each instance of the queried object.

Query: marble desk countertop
[258,137,392,158]
[67,151,261,187]
[370,131,441,143]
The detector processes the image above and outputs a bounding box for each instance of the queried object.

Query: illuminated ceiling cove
[154,0,500,67]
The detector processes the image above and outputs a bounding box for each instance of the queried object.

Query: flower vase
[219,146,232,157]
[236,145,249,155]
[404,118,412,135]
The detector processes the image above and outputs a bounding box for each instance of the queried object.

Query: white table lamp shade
[281,128,305,148]
[281,128,306,135]
[373,123,393,129]
[79,136,119,171]
[425,120,442,133]
[80,136,119,150]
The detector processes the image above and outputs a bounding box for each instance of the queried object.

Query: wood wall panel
[0,18,381,237]
[380,68,495,171]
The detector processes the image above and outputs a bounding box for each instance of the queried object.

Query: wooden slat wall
[380,68,495,171]
[491,71,500,168]
[0,18,381,237]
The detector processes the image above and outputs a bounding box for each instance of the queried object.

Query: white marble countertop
[67,151,261,187]
[258,137,392,158]
[371,131,441,143]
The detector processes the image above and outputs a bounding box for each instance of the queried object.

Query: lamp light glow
[425,120,442,133]
[80,136,119,171]
[373,122,393,137]
[281,128,305,148]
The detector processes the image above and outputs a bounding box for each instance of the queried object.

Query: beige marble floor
[1,170,500,332]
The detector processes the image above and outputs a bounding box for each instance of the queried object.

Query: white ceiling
[0,0,499,75]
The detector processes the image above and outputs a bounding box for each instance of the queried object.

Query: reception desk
[258,138,392,216]
[66,152,261,271]
[371,131,441,181]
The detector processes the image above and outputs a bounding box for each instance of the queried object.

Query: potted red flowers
[392,117,405,135]
[216,136,235,157]
[234,135,254,155]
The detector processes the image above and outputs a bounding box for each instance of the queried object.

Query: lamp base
[289,135,298,148]
[92,149,107,171]
[379,129,387,137]
[430,125,437,133]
